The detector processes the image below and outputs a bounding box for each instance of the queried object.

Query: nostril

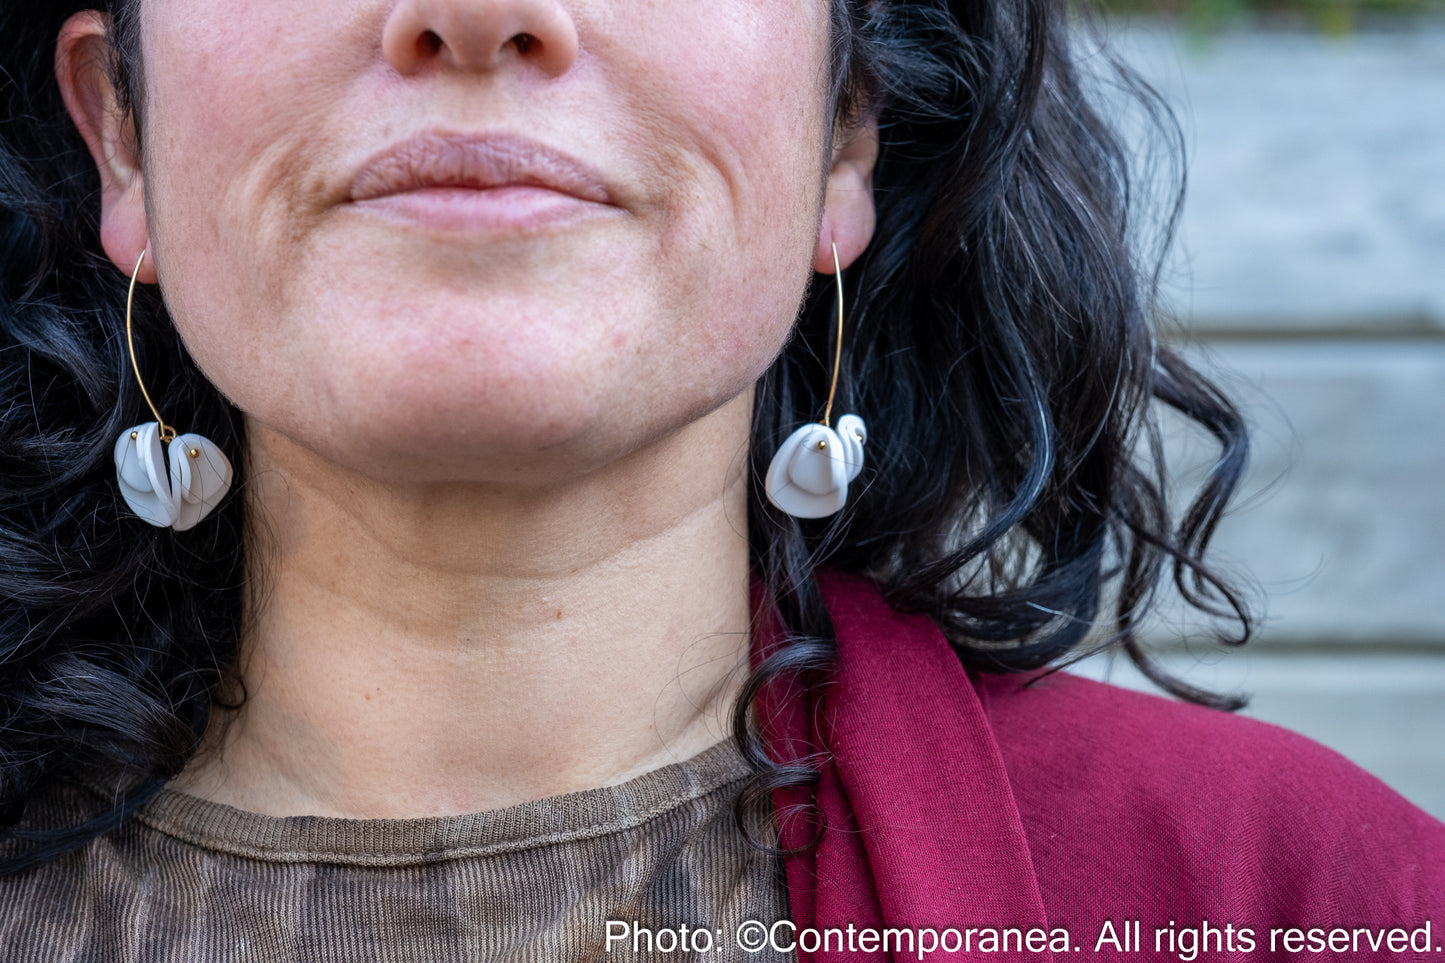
[381,4,576,77]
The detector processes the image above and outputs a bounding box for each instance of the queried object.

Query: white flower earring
[764,243,868,519]
[112,249,233,530]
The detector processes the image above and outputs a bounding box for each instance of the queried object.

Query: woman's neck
[170,395,755,819]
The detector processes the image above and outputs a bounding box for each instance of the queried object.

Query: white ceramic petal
[835,414,867,483]
[764,424,811,508]
[169,433,233,532]
[114,423,154,493]
[785,426,845,496]
[765,423,848,519]
[112,422,180,527]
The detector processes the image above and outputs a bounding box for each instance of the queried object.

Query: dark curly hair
[0,0,1252,873]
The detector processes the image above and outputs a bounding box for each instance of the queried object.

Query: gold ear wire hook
[125,248,175,443]
[822,242,845,428]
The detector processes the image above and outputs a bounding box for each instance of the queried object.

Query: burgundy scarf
[751,569,1055,963]
[750,570,1445,963]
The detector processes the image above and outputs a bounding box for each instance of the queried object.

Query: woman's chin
[247,391,671,490]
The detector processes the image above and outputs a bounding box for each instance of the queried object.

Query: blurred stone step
[1145,338,1445,646]
[1093,21,1445,329]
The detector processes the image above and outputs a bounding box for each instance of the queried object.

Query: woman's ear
[54,10,156,283]
[815,114,880,274]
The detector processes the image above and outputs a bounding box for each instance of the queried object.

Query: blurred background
[1064,4,1445,817]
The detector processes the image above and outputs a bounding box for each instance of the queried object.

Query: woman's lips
[347,132,618,232]
[353,184,609,232]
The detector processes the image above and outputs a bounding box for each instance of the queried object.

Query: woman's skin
[55,0,878,818]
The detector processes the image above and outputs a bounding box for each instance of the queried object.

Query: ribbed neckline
[95,739,753,867]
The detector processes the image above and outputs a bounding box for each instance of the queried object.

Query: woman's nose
[381,0,579,78]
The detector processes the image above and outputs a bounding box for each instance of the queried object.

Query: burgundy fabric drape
[751,570,1445,962]
[751,570,1055,962]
